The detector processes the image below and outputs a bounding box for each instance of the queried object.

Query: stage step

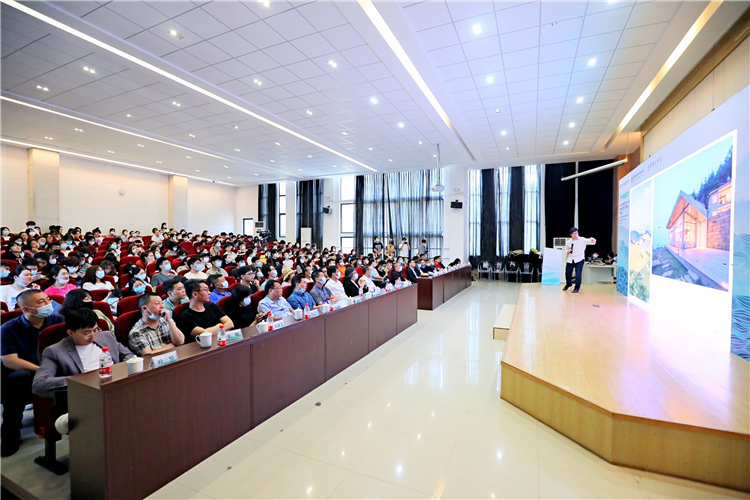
[493,304,515,340]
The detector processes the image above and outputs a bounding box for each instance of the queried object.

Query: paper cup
[126,357,143,375]
[258,322,269,333]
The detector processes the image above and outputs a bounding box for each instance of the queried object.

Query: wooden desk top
[502,284,749,436]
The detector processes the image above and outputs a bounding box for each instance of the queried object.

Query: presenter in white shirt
[564,227,596,293]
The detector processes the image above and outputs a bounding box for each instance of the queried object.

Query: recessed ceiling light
[126,113,132,117]
[495,109,500,113]
[275,142,281,145]
[107,150,114,153]
[418,141,422,145]
[576,97,584,104]
[253,78,262,86]
[342,131,348,135]
[262,0,270,6]
[501,130,506,136]
[156,161,162,164]
[328,60,337,68]
[172,101,181,107]
[195,169,200,172]
[333,165,337,167]
[74,127,83,132]
[388,159,392,162]
[45,136,53,140]
[306,110,313,115]
[486,76,493,84]
[36,84,50,91]
[369,147,373,150]
[506,147,509,150]
[588,58,596,66]
[234,125,239,129]
[472,24,482,35]
[563,140,569,145]
[397,122,404,128]
[433,154,437,157]
[307,154,312,158]
[270,160,275,163]
[370,97,378,104]
[227,176,231,179]
[83,66,95,74]
[186,156,191,159]
[298,168,302,171]
[235,148,240,152]
[169,29,177,36]
[255,173,259,176]
[138,144,145,147]
[223,165,229,168]
[188,133,195,138]
[569,122,575,128]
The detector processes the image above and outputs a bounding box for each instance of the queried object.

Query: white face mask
[136,272,147,281]
[96,270,105,279]
[352,273,358,280]
[242,296,252,306]
[68,266,78,273]
[57,275,69,285]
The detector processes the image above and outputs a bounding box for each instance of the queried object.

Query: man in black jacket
[406,259,420,283]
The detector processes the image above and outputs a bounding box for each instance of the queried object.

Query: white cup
[293,309,303,320]
[126,356,143,375]
[258,321,269,333]
[196,332,212,348]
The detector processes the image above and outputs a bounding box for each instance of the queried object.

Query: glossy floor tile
[148,281,748,500]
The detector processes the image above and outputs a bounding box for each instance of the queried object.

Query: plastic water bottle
[304,303,310,320]
[99,347,113,379]
[217,325,226,346]
[328,300,334,312]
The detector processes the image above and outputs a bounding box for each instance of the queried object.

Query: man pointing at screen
[564,227,596,293]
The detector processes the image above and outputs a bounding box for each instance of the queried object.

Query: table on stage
[417,265,472,310]
[67,285,418,500]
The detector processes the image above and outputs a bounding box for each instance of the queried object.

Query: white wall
[644,38,749,157]
[442,165,468,262]
[58,154,169,233]
[283,181,296,241]
[235,184,259,235]
[186,180,237,235]
[1,144,29,229]
[321,176,342,249]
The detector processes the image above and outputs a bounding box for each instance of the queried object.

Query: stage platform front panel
[500,284,749,492]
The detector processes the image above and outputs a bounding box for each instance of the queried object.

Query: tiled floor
[148,281,748,500]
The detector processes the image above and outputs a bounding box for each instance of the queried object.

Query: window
[340,237,355,252]
[523,165,540,253]
[468,170,481,257]
[242,218,254,236]
[497,168,510,257]
[341,203,355,233]
[340,176,355,201]
[279,182,286,238]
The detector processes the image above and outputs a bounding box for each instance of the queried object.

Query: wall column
[27,148,60,228]
[168,175,188,230]
[444,165,468,261]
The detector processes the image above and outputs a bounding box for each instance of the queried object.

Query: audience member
[81,266,114,291]
[1,266,39,309]
[175,280,233,341]
[44,266,78,299]
[206,255,227,277]
[310,271,334,305]
[61,289,114,332]
[324,265,347,300]
[207,275,230,304]
[343,266,365,297]
[258,280,294,320]
[236,266,260,294]
[287,276,316,310]
[224,285,265,330]
[150,257,176,287]
[184,257,209,280]
[162,277,188,312]
[0,289,65,456]
[128,293,185,355]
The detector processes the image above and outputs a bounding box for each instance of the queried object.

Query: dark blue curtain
[296,179,324,248]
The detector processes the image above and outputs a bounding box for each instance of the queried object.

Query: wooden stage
[500,284,750,492]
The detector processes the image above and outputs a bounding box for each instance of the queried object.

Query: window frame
[278,182,286,238]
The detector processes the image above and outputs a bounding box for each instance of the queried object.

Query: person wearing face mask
[127,293,184,356]
[0,263,10,283]
[324,265,347,300]
[162,277,189,313]
[360,265,381,290]
[389,262,405,283]
[150,257,176,288]
[261,263,279,291]
[310,270,335,305]
[287,275,317,311]
[59,236,75,257]
[2,241,24,264]
[206,255,228,277]
[61,289,114,332]
[184,257,209,280]
[0,226,11,242]
[207,275,231,304]
[31,309,133,428]
[373,237,384,257]
[61,256,82,285]
[44,266,79,299]
[224,284,266,330]
[20,257,46,284]
[1,289,65,456]
[1,267,40,310]
[81,266,114,291]
[343,266,367,297]
[237,266,260,295]
[99,259,119,284]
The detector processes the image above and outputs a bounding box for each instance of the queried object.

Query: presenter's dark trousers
[565,260,584,291]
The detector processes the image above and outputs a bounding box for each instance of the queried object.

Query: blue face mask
[163,263,172,272]
[0,269,9,278]
[133,284,146,294]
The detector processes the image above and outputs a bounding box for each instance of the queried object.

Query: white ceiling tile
[597,76,634,92]
[105,3,169,29]
[174,7,229,39]
[538,58,572,78]
[539,16,582,46]
[200,2,259,30]
[306,75,339,92]
[321,24,366,51]
[283,80,318,96]
[467,55,503,76]
[262,66,300,86]
[499,26,538,53]
[505,65,537,83]
[577,31,621,56]
[162,49,207,73]
[415,23,460,51]
[610,44,654,66]
[503,47,538,70]
[581,5,631,38]
[358,62,392,81]
[126,30,179,58]
[235,21,285,50]
[603,61,643,80]
[444,76,476,93]
[451,88,481,103]
[461,36,502,61]
[626,2,679,29]
[287,60,327,80]
[569,67,606,85]
[371,77,404,94]
[538,39,577,63]
[296,2,349,31]
[573,51,612,71]
[618,23,668,49]
[340,45,380,68]
[496,2,540,35]
[290,33,336,59]
[237,50,281,72]
[183,41,231,65]
[477,85,507,100]
[567,82,600,95]
[81,7,143,39]
[213,59,254,79]
[208,32,257,58]
[537,74,567,90]
[426,44,466,67]
[447,1,494,22]
[265,8,317,40]
[540,2,587,24]
[402,1,453,32]
[243,0,294,20]
[454,12,498,43]
[190,65,233,85]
